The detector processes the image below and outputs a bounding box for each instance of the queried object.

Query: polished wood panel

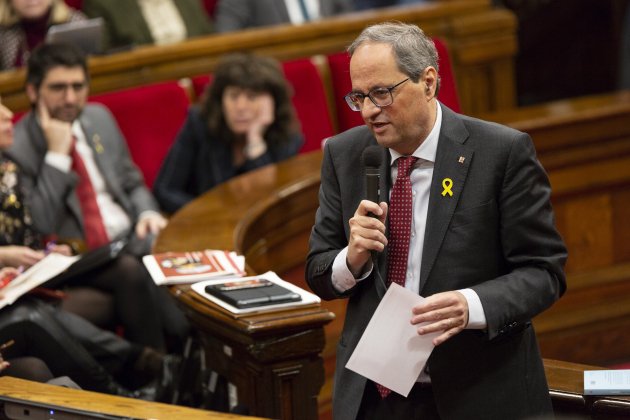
[155,152,334,420]
[0,0,516,117]
[0,376,264,419]
[482,91,630,366]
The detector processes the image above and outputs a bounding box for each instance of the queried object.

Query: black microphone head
[362,145,382,170]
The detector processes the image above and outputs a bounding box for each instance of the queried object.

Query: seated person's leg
[2,356,53,383]
[0,299,130,395]
[61,254,167,351]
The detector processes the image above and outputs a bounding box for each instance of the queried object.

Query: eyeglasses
[44,82,87,95]
[344,78,410,112]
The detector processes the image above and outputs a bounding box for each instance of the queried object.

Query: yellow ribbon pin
[441,178,453,197]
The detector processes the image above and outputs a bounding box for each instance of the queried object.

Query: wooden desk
[154,152,334,420]
[0,376,264,419]
[544,359,630,418]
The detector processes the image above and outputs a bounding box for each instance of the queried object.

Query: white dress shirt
[284,0,321,24]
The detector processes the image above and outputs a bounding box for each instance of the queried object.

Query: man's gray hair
[348,22,440,91]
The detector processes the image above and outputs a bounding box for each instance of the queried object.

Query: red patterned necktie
[375,155,418,399]
[71,137,109,250]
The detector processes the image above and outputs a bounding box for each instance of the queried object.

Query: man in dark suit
[215,0,352,32]
[306,22,567,419]
[8,43,188,354]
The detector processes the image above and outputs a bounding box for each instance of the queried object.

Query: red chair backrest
[433,37,461,114]
[89,81,190,188]
[191,74,212,102]
[63,0,83,10]
[282,58,335,153]
[327,37,461,133]
[202,0,219,17]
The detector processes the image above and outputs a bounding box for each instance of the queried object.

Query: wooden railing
[0,0,516,118]
[481,90,630,366]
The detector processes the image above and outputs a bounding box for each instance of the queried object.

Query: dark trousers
[60,253,189,351]
[357,381,440,420]
[0,298,137,393]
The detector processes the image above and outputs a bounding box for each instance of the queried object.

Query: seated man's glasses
[344,78,410,111]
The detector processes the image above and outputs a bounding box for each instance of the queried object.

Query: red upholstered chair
[63,0,83,10]
[202,0,219,18]
[433,37,461,114]
[191,74,212,102]
[89,80,190,188]
[327,37,461,133]
[282,58,335,153]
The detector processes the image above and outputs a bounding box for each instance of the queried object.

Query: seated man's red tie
[71,138,109,250]
[375,155,418,399]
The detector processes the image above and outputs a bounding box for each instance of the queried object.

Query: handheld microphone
[361,146,387,295]
[362,145,382,208]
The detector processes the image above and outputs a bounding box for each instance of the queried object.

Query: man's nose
[63,87,79,103]
[361,97,381,120]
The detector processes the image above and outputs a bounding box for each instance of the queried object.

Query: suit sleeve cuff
[45,151,72,172]
[458,288,487,329]
[331,247,372,293]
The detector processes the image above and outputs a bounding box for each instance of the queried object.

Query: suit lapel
[419,107,473,293]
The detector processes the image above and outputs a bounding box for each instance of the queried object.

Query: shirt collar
[389,100,442,165]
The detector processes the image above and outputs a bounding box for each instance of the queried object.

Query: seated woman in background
[153,53,303,214]
[0,0,85,70]
[82,0,213,51]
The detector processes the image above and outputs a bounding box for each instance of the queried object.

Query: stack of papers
[143,250,245,286]
[584,370,630,395]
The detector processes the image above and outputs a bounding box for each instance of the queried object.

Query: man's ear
[25,84,38,105]
[423,66,438,98]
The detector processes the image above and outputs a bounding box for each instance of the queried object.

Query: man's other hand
[411,291,469,346]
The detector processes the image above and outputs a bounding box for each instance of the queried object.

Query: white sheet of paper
[345,283,439,397]
[0,253,79,309]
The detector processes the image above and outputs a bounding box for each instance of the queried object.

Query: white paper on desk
[346,283,439,397]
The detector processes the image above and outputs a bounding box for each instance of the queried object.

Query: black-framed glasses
[344,78,410,111]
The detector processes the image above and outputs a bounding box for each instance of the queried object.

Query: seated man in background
[82,0,213,51]
[0,100,169,399]
[7,42,189,354]
[0,0,86,71]
[215,0,352,33]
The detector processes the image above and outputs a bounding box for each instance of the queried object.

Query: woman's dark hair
[201,52,298,147]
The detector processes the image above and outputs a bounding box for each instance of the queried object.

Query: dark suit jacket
[83,0,213,50]
[306,104,567,420]
[8,104,159,251]
[215,0,352,32]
